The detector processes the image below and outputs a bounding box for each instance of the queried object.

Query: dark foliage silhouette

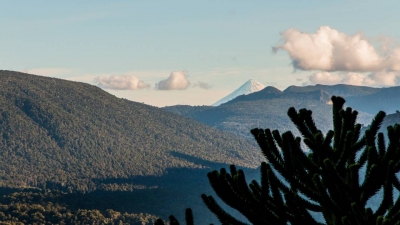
[161,96,400,225]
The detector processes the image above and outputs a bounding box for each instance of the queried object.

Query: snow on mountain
[212,79,266,106]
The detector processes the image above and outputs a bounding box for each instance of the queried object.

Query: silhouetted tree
[202,96,400,225]
[159,96,400,225]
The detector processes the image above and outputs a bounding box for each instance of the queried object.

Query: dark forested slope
[0,70,262,191]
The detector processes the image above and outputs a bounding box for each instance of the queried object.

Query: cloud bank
[156,71,191,90]
[274,26,400,72]
[308,71,400,87]
[274,26,400,87]
[95,75,150,90]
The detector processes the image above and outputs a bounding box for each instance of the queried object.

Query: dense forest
[3,70,400,224]
[0,188,159,224]
[0,70,262,191]
[0,70,266,223]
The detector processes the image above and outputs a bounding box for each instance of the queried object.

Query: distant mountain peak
[212,79,266,106]
[262,86,283,94]
[246,79,264,89]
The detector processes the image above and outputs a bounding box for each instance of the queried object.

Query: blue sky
[1,1,400,106]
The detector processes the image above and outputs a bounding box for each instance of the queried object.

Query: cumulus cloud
[156,71,191,90]
[274,26,400,72]
[308,71,400,87]
[369,71,399,86]
[309,72,340,85]
[94,75,150,90]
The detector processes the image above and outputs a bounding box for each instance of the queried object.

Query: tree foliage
[0,190,159,225]
[163,96,400,225]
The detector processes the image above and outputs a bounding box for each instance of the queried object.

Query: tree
[204,96,400,225]
[158,96,400,225]
[155,208,195,225]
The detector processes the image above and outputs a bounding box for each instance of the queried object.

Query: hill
[164,84,389,139]
[165,89,336,139]
[0,70,266,224]
[346,87,400,115]
[225,86,282,104]
[283,84,380,97]
[284,84,400,115]
[0,70,263,190]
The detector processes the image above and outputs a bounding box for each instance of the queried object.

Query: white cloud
[368,71,399,86]
[309,72,342,85]
[156,71,190,90]
[308,71,400,87]
[274,26,400,72]
[94,75,150,90]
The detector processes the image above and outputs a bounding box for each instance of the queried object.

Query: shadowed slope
[0,70,262,191]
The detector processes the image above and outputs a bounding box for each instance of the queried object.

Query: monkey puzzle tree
[203,96,400,225]
[158,96,400,225]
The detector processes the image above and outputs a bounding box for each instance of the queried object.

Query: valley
[1,71,400,224]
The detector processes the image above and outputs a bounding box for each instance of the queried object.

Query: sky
[1,1,400,107]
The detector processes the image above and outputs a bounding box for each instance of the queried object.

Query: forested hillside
[3,70,397,224]
[0,188,159,224]
[0,70,262,191]
[0,70,267,224]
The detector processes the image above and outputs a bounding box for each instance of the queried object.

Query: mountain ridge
[224,86,282,105]
[164,83,399,139]
[283,84,380,97]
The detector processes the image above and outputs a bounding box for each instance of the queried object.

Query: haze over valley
[2,1,400,224]
[1,70,400,223]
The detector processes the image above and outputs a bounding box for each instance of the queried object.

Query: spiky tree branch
[201,96,400,225]
[158,96,400,225]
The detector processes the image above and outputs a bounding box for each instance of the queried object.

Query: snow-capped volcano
[212,79,265,106]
